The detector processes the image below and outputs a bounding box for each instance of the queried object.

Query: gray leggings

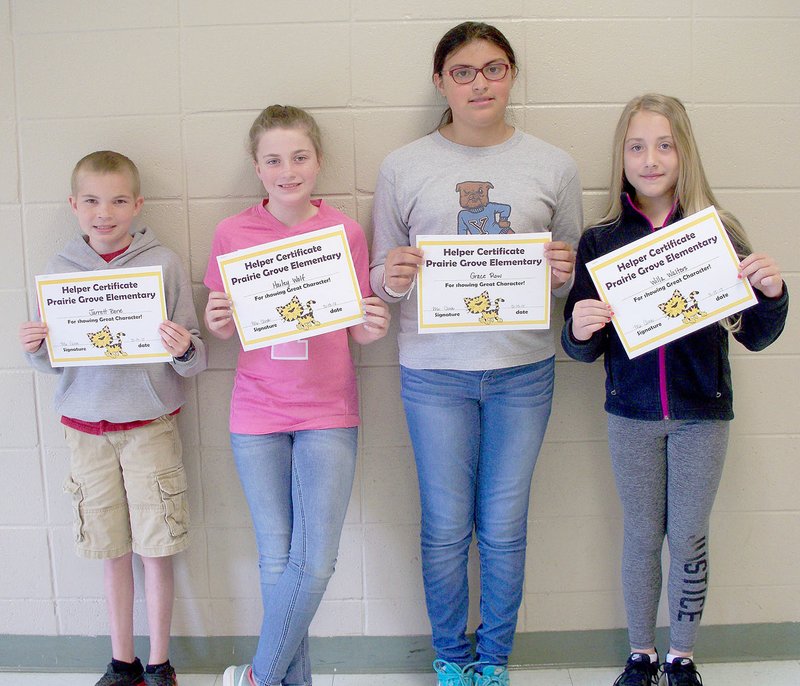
[608,414,729,653]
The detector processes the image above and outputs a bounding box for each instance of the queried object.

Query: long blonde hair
[602,94,751,330]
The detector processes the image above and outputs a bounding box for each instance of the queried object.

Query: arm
[164,255,207,377]
[548,167,583,298]
[561,229,609,363]
[369,166,421,301]
[733,252,789,351]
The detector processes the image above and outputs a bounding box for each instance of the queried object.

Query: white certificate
[416,233,551,333]
[587,206,757,358]
[36,266,171,367]
[217,225,364,351]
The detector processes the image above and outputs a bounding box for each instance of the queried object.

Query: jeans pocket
[155,465,189,538]
[63,476,85,543]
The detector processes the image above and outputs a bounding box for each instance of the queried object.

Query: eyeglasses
[446,63,511,85]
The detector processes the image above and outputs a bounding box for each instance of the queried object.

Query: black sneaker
[95,660,146,686]
[144,662,177,686]
[663,657,703,685]
[613,652,660,685]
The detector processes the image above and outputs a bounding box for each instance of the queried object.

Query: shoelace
[433,659,472,686]
[466,662,508,686]
[665,659,703,686]
[614,657,659,686]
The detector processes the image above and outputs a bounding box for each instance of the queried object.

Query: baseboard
[2,623,798,673]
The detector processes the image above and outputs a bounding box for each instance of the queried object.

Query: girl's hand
[739,253,783,299]
[544,241,576,289]
[205,291,236,339]
[350,296,391,344]
[160,320,192,357]
[19,321,48,353]
[384,247,424,295]
[571,299,613,341]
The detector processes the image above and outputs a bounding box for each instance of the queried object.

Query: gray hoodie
[26,227,207,422]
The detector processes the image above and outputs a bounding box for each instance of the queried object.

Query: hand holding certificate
[586,206,757,358]
[36,266,171,366]
[415,233,551,333]
[216,225,365,351]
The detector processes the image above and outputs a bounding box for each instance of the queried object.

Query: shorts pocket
[155,465,189,538]
[63,476,85,543]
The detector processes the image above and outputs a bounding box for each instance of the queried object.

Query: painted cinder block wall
[1,0,797,649]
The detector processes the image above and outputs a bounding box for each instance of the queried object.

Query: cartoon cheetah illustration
[464,291,505,325]
[276,296,321,331]
[87,325,127,357]
[658,289,707,325]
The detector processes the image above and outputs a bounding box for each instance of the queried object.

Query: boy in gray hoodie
[19,151,207,686]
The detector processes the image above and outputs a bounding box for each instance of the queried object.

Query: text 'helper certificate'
[416,233,551,333]
[217,225,364,351]
[587,206,757,359]
[36,266,170,367]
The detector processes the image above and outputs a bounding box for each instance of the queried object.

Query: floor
[1,661,799,685]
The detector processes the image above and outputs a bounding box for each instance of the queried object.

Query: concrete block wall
[1,0,798,646]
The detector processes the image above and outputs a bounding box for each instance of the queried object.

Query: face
[433,39,514,130]
[623,110,679,207]
[69,171,143,253]
[253,126,321,210]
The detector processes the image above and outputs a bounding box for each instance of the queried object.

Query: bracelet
[173,341,195,362]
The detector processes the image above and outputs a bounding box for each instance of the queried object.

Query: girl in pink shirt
[204,105,390,686]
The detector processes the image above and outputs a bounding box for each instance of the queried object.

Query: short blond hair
[71,150,141,197]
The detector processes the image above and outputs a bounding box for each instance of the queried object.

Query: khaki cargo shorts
[63,414,190,559]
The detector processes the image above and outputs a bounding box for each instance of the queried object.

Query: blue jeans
[230,428,358,686]
[400,358,555,666]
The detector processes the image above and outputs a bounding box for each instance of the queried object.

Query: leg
[105,552,136,663]
[665,420,729,654]
[474,358,554,666]
[400,366,481,666]
[230,432,300,683]
[607,415,669,653]
[251,428,358,685]
[141,554,175,666]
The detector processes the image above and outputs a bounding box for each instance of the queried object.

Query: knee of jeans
[289,552,338,590]
[476,526,527,553]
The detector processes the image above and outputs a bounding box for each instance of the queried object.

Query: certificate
[416,233,551,333]
[586,206,757,358]
[36,266,171,367]
[217,225,364,351]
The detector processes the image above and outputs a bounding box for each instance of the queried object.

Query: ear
[132,195,144,216]
[433,71,445,97]
[68,196,79,214]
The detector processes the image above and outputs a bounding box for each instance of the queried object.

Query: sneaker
[612,652,660,686]
[433,659,473,686]
[223,664,253,686]
[144,662,177,686]
[95,661,145,686]
[662,657,703,686]
[472,665,510,686]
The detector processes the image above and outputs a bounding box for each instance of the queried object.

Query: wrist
[173,341,195,362]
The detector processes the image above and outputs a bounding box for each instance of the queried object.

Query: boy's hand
[739,253,783,299]
[350,296,391,344]
[160,320,192,357]
[544,241,576,290]
[205,291,236,339]
[19,321,48,353]
[384,247,424,295]
[571,299,613,341]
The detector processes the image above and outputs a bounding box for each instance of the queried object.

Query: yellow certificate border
[218,226,363,348]
[588,207,756,354]
[417,234,552,331]
[37,268,170,364]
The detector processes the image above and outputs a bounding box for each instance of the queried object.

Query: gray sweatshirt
[26,227,207,422]
[370,129,583,370]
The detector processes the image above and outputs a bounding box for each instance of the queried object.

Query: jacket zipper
[624,195,677,419]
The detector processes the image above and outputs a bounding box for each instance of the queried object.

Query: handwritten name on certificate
[217,225,364,351]
[587,206,757,359]
[416,233,551,334]
[36,266,170,367]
